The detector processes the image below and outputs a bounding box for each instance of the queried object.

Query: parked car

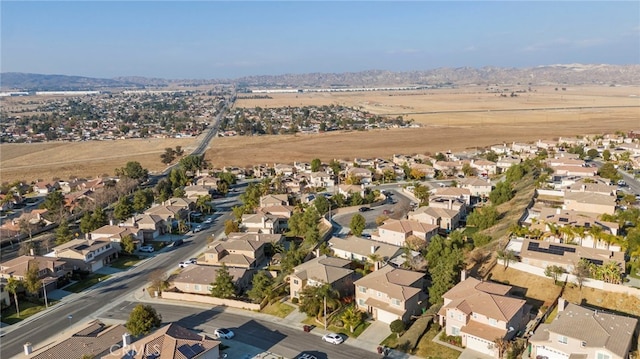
[139,245,154,253]
[213,328,235,339]
[171,238,184,247]
[203,217,213,224]
[358,207,371,212]
[193,225,203,233]
[321,333,344,345]
[178,258,195,268]
[383,209,392,215]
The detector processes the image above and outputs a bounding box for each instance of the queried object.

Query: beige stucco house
[529,298,638,359]
[354,265,426,324]
[372,219,439,248]
[289,255,355,299]
[45,239,117,272]
[173,264,253,293]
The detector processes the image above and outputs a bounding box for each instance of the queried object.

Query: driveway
[355,319,391,347]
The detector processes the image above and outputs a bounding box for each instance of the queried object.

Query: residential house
[511,142,536,154]
[274,163,295,177]
[496,157,522,173]
[183,184,212,199]
[458,177,493,197]
[90,224,144,250]
[529,298,638,359]
[354,265,426,324]
[346,167,373,185]
[194,175,219,188]
[407,206,461,232]
[119,213,166,240]
[241,211,288,234]
[470,159,497,176]
[30,320,128,359]
[433,161,461,176]
[328,236,403,263]
[289,255,355,299]
[518,239,625,273]
[309,171,334,188]
[563,191,616,215]
[337,184,365,198]
[104,323,220,359]
[490,144,511,155]
[173,265,254,293]
[260,194,289,208]
[372,219,439,248]
[409,163,436,178]
[438,276,529,358]
[431,187,472,206]
[0,255,71,293]
[202,238,266,268]
[33,181,59,195]
[45,239,117,272]
[0,278,9,306]
[553,166,598,178]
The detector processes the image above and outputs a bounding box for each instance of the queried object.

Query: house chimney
[461,270,467,282]
[30,248,34,256]
[109,219,114,226]
[556,208,561,215]
[557,297,567,312]
[122,333,131,346]
[256,234,260,242]
[448,199,453,210]
[581,184,586,192]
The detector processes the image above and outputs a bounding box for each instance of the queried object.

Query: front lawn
[1,299,56,325]
[414,327,462,359]
[64,273,110,293]
[261,302,295,318]
[110,255,142,269]
[301,314,370,338]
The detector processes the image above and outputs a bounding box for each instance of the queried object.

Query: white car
[321,333,344,345]
[179,258,197,268]
[203,217,213,224]
[213,328,235,339]
[193,225,203,233]
[139,245,154,253]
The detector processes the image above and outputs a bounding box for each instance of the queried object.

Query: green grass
[414,326,462,359]
[461,227,479,237]
[1,299,56,325]
[64,273,110,293]
[301,313,370,338]
[544,305,558,324]
[261,302,295,318]
[110,255,142,269]
[381,333,399,348]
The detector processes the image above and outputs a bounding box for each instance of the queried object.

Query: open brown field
[1,85,639,183]
[0,137,198,183]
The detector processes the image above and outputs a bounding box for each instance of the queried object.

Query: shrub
[291,297,299,304]
[390,319,405,338]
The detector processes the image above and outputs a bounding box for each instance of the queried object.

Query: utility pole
[324,295,327,330]
[42,280,48,308]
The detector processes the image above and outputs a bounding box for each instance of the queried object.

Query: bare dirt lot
[1,85,639,183]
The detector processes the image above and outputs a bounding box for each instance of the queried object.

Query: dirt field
[1,85,639,183]
[488,266,640,317]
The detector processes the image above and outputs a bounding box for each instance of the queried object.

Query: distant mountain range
[2,64,639,91]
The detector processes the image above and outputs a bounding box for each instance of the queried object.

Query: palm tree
[493,337,510,359]
[589,226,605,249]
[341,305,363,333]
[558,226,576,245]
[6,277,22,318]
[497,249,517,270]
[367,253,383,271]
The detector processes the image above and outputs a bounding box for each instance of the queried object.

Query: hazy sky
[2,1,639,79]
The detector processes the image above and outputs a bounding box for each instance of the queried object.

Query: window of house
[207,286,213,291]
[558,336,568,344]
[194,284,201,291]
[392,298,400,306]
[359,286,366,293]
[376,291,382,297]
[472,313,477,319]
[185,284,190,289]
[489,318,498,326]
[581,342,586,348]
[457,314,463,321]
[450,312,454,319]
[596,353,610,359]
[358,299,365,306]
[452,326,460,335]
[293,279,299,285]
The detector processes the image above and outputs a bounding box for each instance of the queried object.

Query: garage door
[535,346,569,359]
[465,335,494,356]
[377,309,400,324]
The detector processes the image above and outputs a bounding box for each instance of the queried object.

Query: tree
[390,319,405,338]
[461,163,476,177]
[544,265,565,284]
[121,234,136,254]
[149,269,169,295]
[24,260,42,297]
[314,195,330,215]
[19,218,36,241]
[602,149,611,161]
[598,162,621,182]
[494,337,510,359]
[496,249,517,270]
[113,196,133,221]
[466,206,499,230]
[196,195,213,214]
[210,264,236,299]
[179,154,205,173]
[489,181,514,205]
[341,305,363,333]
[224,219,240,235]
[247,270,274,303]
[6,277,22,318]
[350,214,366,237]
[299,283,340,320]
[572,259,591,290]
[121,161,148,180]
[311,158,322,172]
[413,183,430,206]
[133,189,154,213]
[80,212,94,234]
[55,219,73,245]
[427,235,464,305]
[126,304,162,336]
[586,148,599,159]
[349,192,363,206]
[42,191,66,221]
[161,147,176,164]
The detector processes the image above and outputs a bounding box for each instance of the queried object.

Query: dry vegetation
[2,85,639,183]
[488,266,640,317]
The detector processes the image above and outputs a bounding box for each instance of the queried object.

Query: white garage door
[535,346,569,359]
[465,335,494,356]
[91,260,104,272]
[377,309,400,324]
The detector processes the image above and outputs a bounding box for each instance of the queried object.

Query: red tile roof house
[528,298,638,359]
[104,323,220,359]
[437,276,530,358]
[354,265,426,324]
[30,320,128,359]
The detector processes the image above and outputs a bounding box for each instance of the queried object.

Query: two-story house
[407,206,462,232]
[438,276,529,358]
[173,264,254,293]
[289,255,355,299]
[328,236,403,264]
[0,255,72,293]
[45,239,117,272]
[354,265,426,324]
[202,238,266,269]
[372,219,439,248]
[529,298,638,359]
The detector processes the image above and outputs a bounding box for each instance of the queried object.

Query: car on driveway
[322,333,344,344]
[213,328,235,339]
[179,258,197,268]
[139,245,154,253]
